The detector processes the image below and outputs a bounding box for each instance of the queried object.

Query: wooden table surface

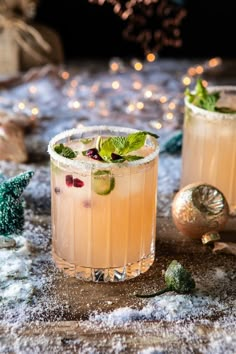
[0,58,236,354]
[1,216,236,353]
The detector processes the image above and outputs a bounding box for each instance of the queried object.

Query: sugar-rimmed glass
[181,86,236,215]
[48,125,159,282]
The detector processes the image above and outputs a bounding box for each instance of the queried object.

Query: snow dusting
[0,60,236,353]
[89,293,227,326]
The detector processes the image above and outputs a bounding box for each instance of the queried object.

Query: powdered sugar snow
[89,293,227,326]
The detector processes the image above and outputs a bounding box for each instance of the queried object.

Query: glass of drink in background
[48,126,159,282]
[181,86,236,215]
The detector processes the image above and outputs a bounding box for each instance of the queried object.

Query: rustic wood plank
[1,217,235,353]
[1,320,236,353]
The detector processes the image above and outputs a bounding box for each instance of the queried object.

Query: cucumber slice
[92,170,115,195]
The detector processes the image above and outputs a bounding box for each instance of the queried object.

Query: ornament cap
[201,231,221,245]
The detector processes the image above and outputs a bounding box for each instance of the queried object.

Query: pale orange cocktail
[181,86,236,214]
[48,126,159,282]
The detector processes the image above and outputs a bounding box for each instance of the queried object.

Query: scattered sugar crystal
[15,235,28,248]
[214,268,226,280]
[89,294,226,326]
[0,254,31,281]
[1,281,34,302]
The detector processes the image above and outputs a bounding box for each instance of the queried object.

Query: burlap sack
[20,22,64,71]
[0,121,28,162]
[0,0,64,73]
[0,28,19,75]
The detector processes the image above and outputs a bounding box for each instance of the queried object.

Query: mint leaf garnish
[111,136,128,153]
[54,143,77,159]
[124,155,143,161]
[185,78,220,112]
[185,78,236,114]
[142,131,159,139]
[122,132,147,154]
[98,139,117,162]
[215,106,236,114]
[98,131,158,162]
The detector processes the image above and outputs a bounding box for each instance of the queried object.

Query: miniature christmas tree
[0,170,34,236]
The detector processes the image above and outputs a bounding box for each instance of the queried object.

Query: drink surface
[50,135,158,277]
[181,89,236,214]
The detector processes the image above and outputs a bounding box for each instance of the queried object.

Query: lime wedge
[92,170,115,195]
[95,136,102,151]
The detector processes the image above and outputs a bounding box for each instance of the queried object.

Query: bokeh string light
[89,0,187,55]
[0,56,222,136]
[123,0,187,54]
[62,56,222,133]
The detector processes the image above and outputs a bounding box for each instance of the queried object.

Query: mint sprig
[98,131,158,163]
[54,143,77,159]
[185,78,236,113]
[185,78,220,112]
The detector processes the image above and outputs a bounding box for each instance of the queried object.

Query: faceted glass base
[52,250,155,282]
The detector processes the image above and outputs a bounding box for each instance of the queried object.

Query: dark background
[35,0,236,60]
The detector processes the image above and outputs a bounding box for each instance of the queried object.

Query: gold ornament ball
[171,182,229,239]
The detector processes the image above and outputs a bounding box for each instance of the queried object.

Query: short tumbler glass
[48,126,159,282]
[181,86,236,215]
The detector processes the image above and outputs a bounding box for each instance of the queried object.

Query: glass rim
[48,125,159,169]
[185,85,236,119]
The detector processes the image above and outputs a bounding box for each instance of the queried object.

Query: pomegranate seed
[111,153,122,161]
[66,175,73,187]
[73,178,84,188]
[54,187,61,194]
[83,200,91,208]
[84,148,103,161]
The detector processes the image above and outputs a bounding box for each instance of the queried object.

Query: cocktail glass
[48,125,159,282]
[181,86,236,215]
